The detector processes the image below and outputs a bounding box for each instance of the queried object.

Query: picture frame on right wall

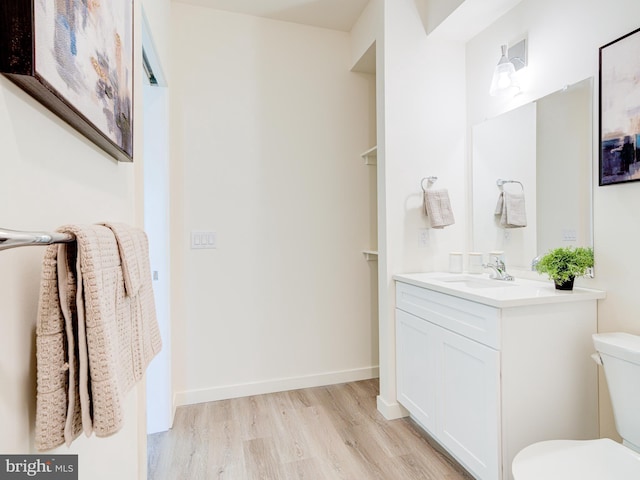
[599,26,640,186]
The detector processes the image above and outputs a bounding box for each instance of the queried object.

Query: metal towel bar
[0,228,75,251]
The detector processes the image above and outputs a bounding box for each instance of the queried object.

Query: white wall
[350,0,379,70]
[465,0,640,440]
[414,0,465,35]
[0,0,170,477]
[376,0,467,417]
[0,83,138,476]
[170,3,378,404]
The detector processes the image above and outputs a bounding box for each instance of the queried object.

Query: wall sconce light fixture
[490,39,527,97]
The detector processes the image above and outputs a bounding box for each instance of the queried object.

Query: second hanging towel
[495,191,527,228]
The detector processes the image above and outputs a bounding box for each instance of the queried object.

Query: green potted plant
[535,246,594,290]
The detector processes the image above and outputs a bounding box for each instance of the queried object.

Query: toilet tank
[593,332,640,452]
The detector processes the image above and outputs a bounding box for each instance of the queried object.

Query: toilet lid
[512,438,640,480]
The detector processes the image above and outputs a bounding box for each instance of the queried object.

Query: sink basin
[438,275,516,289]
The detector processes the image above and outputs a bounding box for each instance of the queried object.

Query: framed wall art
[0,0,134,162]
[599,27,640,185]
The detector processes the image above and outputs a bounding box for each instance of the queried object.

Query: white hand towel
[495,191,527,228]
[423,189,455,229]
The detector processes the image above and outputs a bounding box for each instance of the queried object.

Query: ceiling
[173,0,370,32]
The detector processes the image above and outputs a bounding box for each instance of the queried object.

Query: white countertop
[394,272,606,308]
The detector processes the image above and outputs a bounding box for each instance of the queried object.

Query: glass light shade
[490,46,519,97]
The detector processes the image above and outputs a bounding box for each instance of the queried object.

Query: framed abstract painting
[0,0,134,162]
[599,27,640,185]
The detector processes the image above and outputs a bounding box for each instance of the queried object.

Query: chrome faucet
[531,254,542,271]
[483,257,514,281]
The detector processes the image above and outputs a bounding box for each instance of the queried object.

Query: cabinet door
[437,328,500,480]
[396,309,438,433]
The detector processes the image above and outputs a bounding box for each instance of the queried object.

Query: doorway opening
[142,8,172,435]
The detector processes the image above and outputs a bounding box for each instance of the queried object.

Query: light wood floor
[147,379,473,480]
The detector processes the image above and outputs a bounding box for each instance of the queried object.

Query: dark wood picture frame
[599,26,640,185]
[0,0,134,162]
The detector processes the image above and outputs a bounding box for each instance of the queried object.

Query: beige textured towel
[495,191,527,228]
[423,189,455,229]
[101,222,160,383]
[35,224,161,450]
[35,245,82,450]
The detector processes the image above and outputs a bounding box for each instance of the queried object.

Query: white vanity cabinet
[394,274,605,480]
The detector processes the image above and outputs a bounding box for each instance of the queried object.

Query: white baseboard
[376,395,409,420]
[171,394,178,427]
[174,366,380,407]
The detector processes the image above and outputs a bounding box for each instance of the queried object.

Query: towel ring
[496,178,524,191]
[421,176,438,193]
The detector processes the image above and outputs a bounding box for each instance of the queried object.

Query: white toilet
[512,332,640,479]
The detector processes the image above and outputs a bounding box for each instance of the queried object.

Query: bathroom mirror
[472,78,593,270]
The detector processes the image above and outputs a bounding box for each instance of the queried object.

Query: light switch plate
[191,231,217,249]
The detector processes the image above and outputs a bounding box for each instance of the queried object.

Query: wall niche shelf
[362,250,378,261]
[360,146,377,166]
